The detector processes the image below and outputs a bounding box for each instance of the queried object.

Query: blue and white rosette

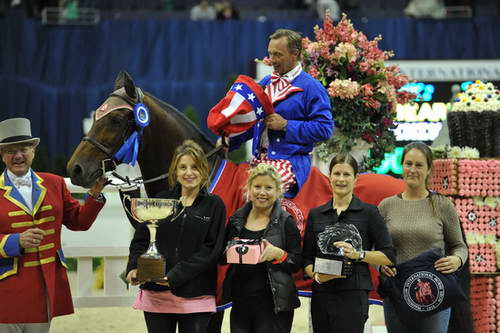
[114,103,150,166]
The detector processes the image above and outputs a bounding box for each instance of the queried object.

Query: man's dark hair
[269,29,302,55]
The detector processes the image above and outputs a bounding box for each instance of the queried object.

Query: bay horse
[67,71,219,198]
[67,71,405,311]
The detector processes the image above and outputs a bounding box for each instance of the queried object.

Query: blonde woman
[222,164,301,333]
[126,140,226,333]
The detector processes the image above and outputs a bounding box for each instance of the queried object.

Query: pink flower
[359,62,370,72]
[361,83,374,97]
[365,98,381,109]
[261,57,272,67]
[309,66,320,78]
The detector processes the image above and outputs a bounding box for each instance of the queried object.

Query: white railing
[64,246,139,307]
[64,178,140,307]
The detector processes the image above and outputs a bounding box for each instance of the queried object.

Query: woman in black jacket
[222,163,301,333]
[126,140,226,333]
[303,153,395,333]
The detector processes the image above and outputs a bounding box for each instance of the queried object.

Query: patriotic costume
[221,66,333,197]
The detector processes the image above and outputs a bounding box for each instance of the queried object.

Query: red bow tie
[270,74,290,90]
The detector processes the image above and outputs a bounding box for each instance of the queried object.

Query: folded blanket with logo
[378,248,466,323]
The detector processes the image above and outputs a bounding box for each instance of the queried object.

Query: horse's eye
[109,116,123,126]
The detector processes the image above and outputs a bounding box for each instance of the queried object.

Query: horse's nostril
[72,164,83,178]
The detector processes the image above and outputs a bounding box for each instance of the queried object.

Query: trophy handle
[121,193,141,223]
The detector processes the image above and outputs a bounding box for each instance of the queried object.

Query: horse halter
[82,87,152,180]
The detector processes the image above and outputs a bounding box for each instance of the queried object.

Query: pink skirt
[133,289,216,314]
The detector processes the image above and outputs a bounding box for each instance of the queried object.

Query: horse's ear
[114,71,137,99]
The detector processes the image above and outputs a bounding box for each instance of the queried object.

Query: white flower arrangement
[431,145,480,159]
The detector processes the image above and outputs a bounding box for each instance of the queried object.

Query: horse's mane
[145,91,215,149]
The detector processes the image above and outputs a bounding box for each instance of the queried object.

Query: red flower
[361,133,375,143]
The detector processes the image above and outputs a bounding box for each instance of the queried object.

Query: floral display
[301,14,415,170]
[431,145,480,159]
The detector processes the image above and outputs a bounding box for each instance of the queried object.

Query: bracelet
[313,272,323,284]
[272,251,288,264]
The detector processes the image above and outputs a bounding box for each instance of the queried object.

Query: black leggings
[230,294,294,333]
[143,311,212,333]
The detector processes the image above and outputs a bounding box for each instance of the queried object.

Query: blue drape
[1,16,499,161]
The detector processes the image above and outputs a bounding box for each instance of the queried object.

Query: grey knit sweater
[378,194,468,265]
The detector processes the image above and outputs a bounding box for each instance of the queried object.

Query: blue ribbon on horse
[114,103,150,166]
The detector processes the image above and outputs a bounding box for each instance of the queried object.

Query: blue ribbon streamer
[114,131,140,166]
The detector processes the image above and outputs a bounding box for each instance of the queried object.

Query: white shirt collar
[280,63,302,82]
[6,169,32,186]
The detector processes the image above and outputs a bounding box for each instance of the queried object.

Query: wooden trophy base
[137,255,166,282]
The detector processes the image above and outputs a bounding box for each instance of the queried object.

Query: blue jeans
[383,297,451,333]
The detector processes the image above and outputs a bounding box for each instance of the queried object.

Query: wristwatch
[88,191,105,203]
[357,251,366,262]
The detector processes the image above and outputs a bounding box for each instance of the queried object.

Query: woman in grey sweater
[378,142,467,333]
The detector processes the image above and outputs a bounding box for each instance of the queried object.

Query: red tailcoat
[0,171,104,323]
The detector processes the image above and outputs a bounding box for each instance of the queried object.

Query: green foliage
[183,105,200,126]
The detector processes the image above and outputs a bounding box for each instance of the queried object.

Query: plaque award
[127,198,180,282]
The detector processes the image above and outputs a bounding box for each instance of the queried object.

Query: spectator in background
[216,0,238,20]
[190,0,216,20]
[405,0,446,18]
[315,0,340,20]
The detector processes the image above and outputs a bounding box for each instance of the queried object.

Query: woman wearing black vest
[222,164,301,333]
[303,153,396,333]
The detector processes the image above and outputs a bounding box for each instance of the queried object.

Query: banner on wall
[256,60,500,83]
[385,60,500,82]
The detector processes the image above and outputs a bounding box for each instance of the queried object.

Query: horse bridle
[82,88,170,186]
[82,87,227,188]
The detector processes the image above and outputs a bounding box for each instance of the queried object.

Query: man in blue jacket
[229,29,333,197]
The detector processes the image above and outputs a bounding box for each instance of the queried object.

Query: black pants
[144,311,212,333]
[311,290,368,333]
[206,310,224,333]
[230,294,294,333]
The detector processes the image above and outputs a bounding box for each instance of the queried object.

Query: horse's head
[67,71,143,187]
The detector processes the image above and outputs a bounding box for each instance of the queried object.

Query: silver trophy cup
[128,198,180,282]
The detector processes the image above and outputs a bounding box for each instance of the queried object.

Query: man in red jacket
[0,118,107,333]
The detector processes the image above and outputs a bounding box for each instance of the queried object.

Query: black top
[223,201,302,312]
[303,195,395,292]
[126,185,226,298]
[231,227,269,299]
